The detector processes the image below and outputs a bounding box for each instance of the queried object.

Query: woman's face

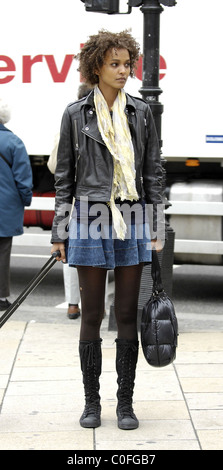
[96,48,131,93]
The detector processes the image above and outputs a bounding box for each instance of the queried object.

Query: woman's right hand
[51,242,66,262]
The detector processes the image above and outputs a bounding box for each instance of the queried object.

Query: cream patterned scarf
[94,86,138,240]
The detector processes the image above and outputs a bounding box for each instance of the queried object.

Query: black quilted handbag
[141,250,178,367]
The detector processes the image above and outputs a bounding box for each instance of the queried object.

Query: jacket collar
[80,88,136,112]
[0,123,10,131]
[80,89,136,145]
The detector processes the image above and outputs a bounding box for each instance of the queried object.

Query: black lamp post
[139,0,164,150]
[129,0,176,148]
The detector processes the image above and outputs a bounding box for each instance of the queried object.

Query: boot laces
[81,342,101,409]
[83,400,101,417]
[117,343,137,416]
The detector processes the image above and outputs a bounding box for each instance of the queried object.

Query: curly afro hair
[77,29,140,85]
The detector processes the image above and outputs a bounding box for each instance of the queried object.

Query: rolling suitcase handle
[0,250,60,329]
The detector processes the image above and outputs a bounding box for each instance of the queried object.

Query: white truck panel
[160,0,223,159]
[1,1,222,159]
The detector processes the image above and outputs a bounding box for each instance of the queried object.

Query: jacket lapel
[81,117,105,146]
[80,91,105,145]
[80,90,137,146]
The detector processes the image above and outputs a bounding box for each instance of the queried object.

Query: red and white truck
[1,0,223,264]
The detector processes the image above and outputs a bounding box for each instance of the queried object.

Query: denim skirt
[66,199,152,270]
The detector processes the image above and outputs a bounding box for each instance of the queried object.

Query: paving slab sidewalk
[0,309,223,451]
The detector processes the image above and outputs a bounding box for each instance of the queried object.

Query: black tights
[77,264,144,342]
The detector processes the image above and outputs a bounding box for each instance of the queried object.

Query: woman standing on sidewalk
[51,30,164,430]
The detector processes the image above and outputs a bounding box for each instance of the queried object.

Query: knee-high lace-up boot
[79,339,102,428]
[115,338,139,430]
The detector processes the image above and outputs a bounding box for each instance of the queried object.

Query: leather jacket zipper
[74,120,80,183]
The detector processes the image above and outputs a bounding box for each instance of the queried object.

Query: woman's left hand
[151,239,163,252]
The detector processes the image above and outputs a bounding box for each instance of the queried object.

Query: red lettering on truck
[0,54,74,84]
[22,54,74,83]
[0,55,16,84]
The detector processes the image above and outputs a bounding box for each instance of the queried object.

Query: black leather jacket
[51,90,163,242]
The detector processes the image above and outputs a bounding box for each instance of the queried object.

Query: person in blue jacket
[0,98,33,311]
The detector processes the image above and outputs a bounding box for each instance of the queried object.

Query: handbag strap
[0,152,12,168]
[151,249,163,293]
